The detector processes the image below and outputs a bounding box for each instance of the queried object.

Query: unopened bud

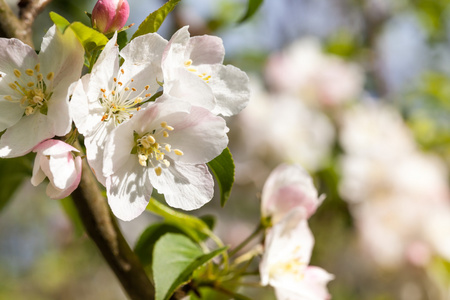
[91,0,130,34]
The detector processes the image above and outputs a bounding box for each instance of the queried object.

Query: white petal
[85,120,116,185]
[260,208,313,287]
[0,38,38,76]
[39,25,84,90]
[0,99,25,131]
[163,68,216,111]
[162,26,191,70]
[70,74,100,136]
[106,158,152,221]
[0,113,54,158]
[187,35,224,65]
[164,105,228,164]
[47,152,77,189]
[205,64,250,116]
[148,162,214,210]
[120,32,168,65]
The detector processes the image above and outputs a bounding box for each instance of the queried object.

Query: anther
[37,74,43,81]
[165,144,171,152]
[163,131,169,138]
[146,135,156,144]
[145,85,149,90]
[8,83,17,90]
[4,95,12,101]
[174,149,184,156]
[27,82,34,87]
[26,69,34,76]
[34,64,40,72]
[184,59,192,67]
[46,72,54,81]
[14,69,21,77]
[154,166,162,176]
[145,93,151,97]
[121,69,124,74]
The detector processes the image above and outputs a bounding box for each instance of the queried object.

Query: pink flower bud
[92,0,130,34]
[31,139,82,200]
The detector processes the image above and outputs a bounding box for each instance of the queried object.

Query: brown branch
[18,0,52,40]
[0,0,33,46]
[71,155,155,300]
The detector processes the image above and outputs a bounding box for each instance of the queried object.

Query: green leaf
[117,30,128,50]
[131,0,181,40]
[146,198,214,242]
[0,155,33,214]
[207,148,235,207]
[153,233,227,300]
[199,215,216,231]
[49,11,70,33]
[134,222,185,267]
[69,22,109,52]
[239,0,264,23]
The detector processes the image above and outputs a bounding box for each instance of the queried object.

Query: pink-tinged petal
[34,139,79,155]
[148,162,214,210]
[106,158,152,221]
[0,113,54,158]
[260,208,313,286]
[163,68,216,111]
[204,64,250,117]
[47,152,78,190]
[262,164,322,224]
[0,100,25,131]
[0,38,38,75]
[187,35,224,65]
[46,155,82,200]
[31,153,46,186]
[163,105,228,164]
[92,0,130,33]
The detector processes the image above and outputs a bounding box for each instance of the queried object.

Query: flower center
[99,68,153,125]
[133,121,184,176]
[2,64,54,116]
[269,245,306,281]
[184,59,211,83]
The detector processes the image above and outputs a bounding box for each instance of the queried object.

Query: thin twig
[0,0,33,46]
[19,0,52,40]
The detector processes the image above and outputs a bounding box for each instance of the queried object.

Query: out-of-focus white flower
[92,0,130,34]
[102,97,229,221]
[265,38,363,108]
[260,208,334,300]
[31,139,82,200]
[161,26,250,116]
[0,25,84,158]
[70,32,167,185]
[338,100,450,268]
[338,101,416,160]
[261,163,324,224]
[237,89,335,173]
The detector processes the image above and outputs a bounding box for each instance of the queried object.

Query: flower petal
[187,35,224,65]
[148,162,214,210]
[0,113,54,158]
[106,158,152,221]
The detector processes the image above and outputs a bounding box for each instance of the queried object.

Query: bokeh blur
[1,0,450,299]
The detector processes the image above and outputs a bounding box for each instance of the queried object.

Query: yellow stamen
[14,69,21,78]
[46,72,54,81]
[154,166,162,176]
[174,149,184,156]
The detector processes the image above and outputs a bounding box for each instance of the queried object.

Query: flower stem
[229,223,264,257]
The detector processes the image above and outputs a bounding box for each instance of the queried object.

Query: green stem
[229,223,264,257]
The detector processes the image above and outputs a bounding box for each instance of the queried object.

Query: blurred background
[1,0,450,299]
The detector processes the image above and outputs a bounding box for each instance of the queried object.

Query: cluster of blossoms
[338,100,450,268]
[259,164,334,299]
[0,9,249,222]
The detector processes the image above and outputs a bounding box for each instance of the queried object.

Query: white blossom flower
[70,32,167,184]
[161,26,250,116]
[31,139,82,200]
[260,208,334,300]
[265,38,363,108]
[0,25,84,158]
[102,96,229,221]
[261,163,324,224]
